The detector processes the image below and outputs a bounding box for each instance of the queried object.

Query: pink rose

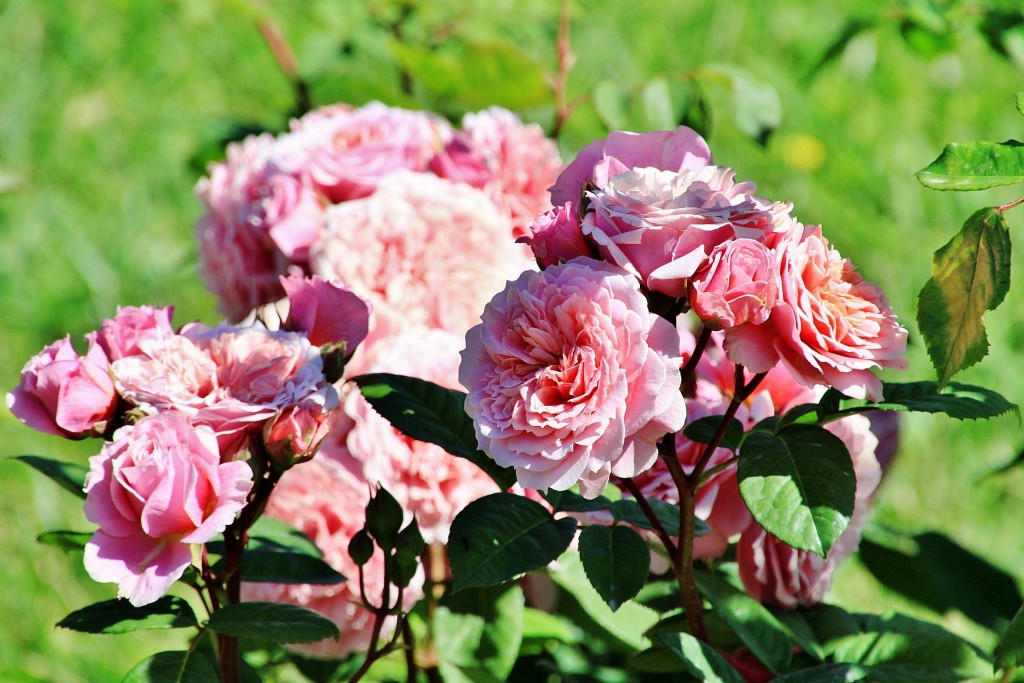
[549,126,713,206]
[92,306,176,360]
[519,202,596,269]
[83,413,253,606]
[725,225,909,401]
[310,171,535,342]
[196,133,325,321]
[583,166,793,297]
[738,414,882,608]
[279,274,371,352]
[7,335,118,439]
[460,258,686,497]
[333,330,500,544]
[275,102,451,203]
[689,238,779,329]
[264,402,335,469]
[432,107,562,237]
[243,456,423,658]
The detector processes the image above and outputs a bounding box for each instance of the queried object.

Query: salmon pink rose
[92,305,176,360]
[7,335,118,439]
[83,413,253,606]
[689,238,779,330]
[725,224,908,401]
[460,258,685,497]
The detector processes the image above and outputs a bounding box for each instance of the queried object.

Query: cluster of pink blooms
[7,275,370,606]
[462,125,908,606]
[195,101,562,656]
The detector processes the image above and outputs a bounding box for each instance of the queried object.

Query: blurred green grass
[2,0,1023,679]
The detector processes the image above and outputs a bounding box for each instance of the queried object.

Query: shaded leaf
[14,455,87,499]
[809,381,1018,423]
[805,18,876,80]
[917,207,1012,386]
[641,77,677,131]
[738,426,855,557]
[609,498,710,537]
[121,650,219,683]
[916,141,1024,190]
[593,80,628,131]
[353,373,516,489]
[58,597,198,634]
[655,631,744,683]
[434,584,524,683]
[448,493,576,592]
[230,549,345,585]
[695,64,781,145]
[995,603,1024,669]
[552,491,612,513]
[206,602,339,643]
[771,662,871,682]
[683,416,745,451]
[578,525,650,611]
[696,570,793,673]
[857,527,1020,630]
[37,530,91,551]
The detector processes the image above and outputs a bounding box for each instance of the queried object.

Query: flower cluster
[7,277,370,605]
[194,102,562,654]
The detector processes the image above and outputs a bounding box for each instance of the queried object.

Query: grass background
[2,0,1023,679]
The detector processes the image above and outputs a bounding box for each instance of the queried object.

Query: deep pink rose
[583,166,794,297]
[460,258,685,497]
[7,335,117,439]
[738,414,882,608]
[83,413,253,606]
[310,171,535,342]
[92,306,176,360]
[333,330,500,543]
[725,225,908,401]
[275,102,451,203]
[549,126,713,206]
[196,133,326,321]
[243,456,423,658]
[519,202,595,269]
[689,238,779,329]
[279,274,371,352]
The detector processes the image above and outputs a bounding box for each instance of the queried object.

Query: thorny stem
[679,325,713,385]
[348,552,393,683]
[549,0,574,138]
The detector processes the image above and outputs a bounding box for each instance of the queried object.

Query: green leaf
[206,602,339,643]
[654,631,744,683]
[448,493,576,592]
[37,530,91,551]
[1017,91,1024,117]
[683,416,745,451]
[593,80,628,131]
[353,373,517,490]
[208,517,346,585]
[521,607,577,645]
[917,207,1012,386]
[770,608,826,661]
[549,551,658,652]
[58,597,198,634]
[14,455,87,499]
[641,77,677,131]
[578,525,650,611]
[995,603,1024,669]
[811,381,1018,423]
[857,527,1021,631]
[121,650,219,683]
[434,584,524,683]
[804,18,876,80]
[609,498,710,537]
[770,662,871,682]
[553,491,613,513]
[737,425,855,557]
[695,64,781,145]
[916,141,1024,190]
[695,571,794,673]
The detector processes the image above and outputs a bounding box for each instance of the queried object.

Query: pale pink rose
[196,133,325,321]
[725,224,908,401]
[433,108,562,237]
[113,324,335,458]
[92,306,176,360]
[275,102,451,203]
[7,335,118,439]
[311,171,535,342]
[583,166,794,297]
[689,239,779,330]
[244,456,423,658]
[334,330,499,544]
[83,413,253,606]
[519,202,596,269]
[549,126,713,206]
[737,414,881,608]
[460,258,686,497]
[279,274,371,352]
